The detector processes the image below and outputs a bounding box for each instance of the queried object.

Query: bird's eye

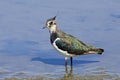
[49,22,53,25]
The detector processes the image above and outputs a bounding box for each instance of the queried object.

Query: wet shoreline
[4,73,120,80]
[2,68,120,80]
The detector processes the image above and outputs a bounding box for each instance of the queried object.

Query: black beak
[42,26,46,29]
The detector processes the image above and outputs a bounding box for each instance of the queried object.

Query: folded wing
[55,34,104,55]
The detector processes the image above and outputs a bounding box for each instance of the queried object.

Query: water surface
[0,0,120,79]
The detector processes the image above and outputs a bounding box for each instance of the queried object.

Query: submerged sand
[4,73,120,80]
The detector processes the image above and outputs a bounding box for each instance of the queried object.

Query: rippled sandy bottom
[4,75,120,80]
[4,72,120,80]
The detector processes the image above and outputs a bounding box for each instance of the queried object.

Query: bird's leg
[70,57,73,67]
[65,57,68,73]
[70,57,73,72]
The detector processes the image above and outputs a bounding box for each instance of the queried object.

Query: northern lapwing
[43,16,104,70]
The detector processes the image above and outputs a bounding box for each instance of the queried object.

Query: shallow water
[0,0,120,79]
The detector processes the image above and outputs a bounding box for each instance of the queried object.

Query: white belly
[52,38,75,57]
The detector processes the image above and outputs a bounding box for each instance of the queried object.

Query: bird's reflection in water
[61,65,73,80]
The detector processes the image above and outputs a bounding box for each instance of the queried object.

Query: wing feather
[55,33,93,55]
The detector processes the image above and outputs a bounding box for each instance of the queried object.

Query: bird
[43,16,104,70]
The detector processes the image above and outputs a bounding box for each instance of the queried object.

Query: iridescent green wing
[56,33,92,55]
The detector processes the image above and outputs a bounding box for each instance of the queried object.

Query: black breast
[50,33,58,44]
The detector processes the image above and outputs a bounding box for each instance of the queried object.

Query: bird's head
[43,16,57,33]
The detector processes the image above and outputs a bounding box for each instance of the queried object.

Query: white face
[46,20,57,33]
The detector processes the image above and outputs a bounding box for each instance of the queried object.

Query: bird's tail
[87,48,104,55]
[97,48,104,55]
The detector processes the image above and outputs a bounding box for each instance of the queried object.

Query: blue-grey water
[0,0,120,79]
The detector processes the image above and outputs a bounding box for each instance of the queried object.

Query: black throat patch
[50,32,58,44]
